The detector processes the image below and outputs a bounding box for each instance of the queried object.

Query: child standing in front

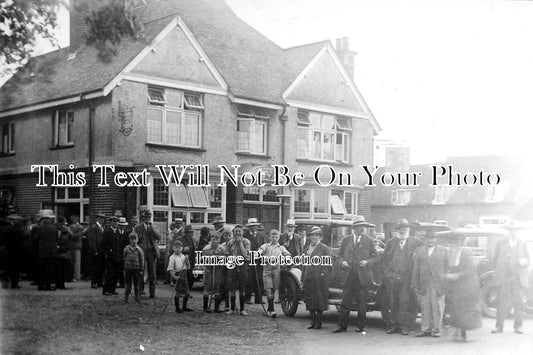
[202,234,226,313]
[123,232,144,303]
[259,229,291,317]
[167,240,192,313]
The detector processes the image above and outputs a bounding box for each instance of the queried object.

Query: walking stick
[254,264,268,315]
[208,264,215,310]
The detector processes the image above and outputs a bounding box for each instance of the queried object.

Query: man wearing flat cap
[333,216,377,333]
[382,219,423,335]
[178,225,196,290]
[134,211,161,298]
[492,221,530,334]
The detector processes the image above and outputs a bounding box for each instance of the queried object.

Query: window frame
[146,86,203,148]
[236,117,267,154]
[0,121,15,154]
[296,109,351,163]
[52,110,74,147]
[391,189,412,205]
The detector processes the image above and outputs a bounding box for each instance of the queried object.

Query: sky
[4,0,533,164]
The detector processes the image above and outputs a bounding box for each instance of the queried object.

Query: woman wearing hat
[302,226,332,329]
[444,233,482,342]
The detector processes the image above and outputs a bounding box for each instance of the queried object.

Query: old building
[371,155,533,237]
[0,0,380,240]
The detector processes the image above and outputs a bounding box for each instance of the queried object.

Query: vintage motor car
[278,219,390,321]
[436,226,533,318]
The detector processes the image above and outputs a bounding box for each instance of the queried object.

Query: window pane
[9,123,14,152]
[208,213,222,223]
[148,87,166,105]
[344,192,353,214]
[309,112,321,128]
[183,113,199,146]
[166,89,182,108]
[243,186,260,201]
[56,187,66,200]
[331,194,346,214]
[140,186,148,205]
[323,133,335,161]
[184,94,204,110]
[297,128,309,158]
[262,187,279,202]
[147,108,163,142]
[59,111,67,146]
[297,110,311,125]
[0,124,7,153]
[153,210,168,244]
[67,112,74,143]
[170,185,191,207]
[237,120,252,151]
[172,211,186,222]
[322,114,335,130]
[336,133,348,162]
[166,110,181,144]
[209,183,222,208]
[188,186,209,208]
[312,131,321,159]
[190,212,204,223]
[294,190,310,213]
[153,178,169,206]
[253,121,265,154]
[314,190,328,214]
[69,187,80,199]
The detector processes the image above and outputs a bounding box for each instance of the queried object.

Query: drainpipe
[88,105,95,221]
[279,105,287,165]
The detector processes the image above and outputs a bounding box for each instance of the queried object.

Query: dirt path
[0,281,300,354]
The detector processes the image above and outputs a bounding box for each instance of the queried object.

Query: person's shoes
[124,298,128,304]
[431,331,441,338]
[111,292,119,295]
[244,299,253,304]
[270,311,277,318]
[254,298,264,304]
[514,327,524,334]
[307,324,315,329]
[91,283,98,289]
[266,311,272,317]
[333,327,347,333]
[117,284,124,288]
[387,328,400,334]
[314,323,322,330]
[240,310,249,316]
[401,329,410,336]
[183,307,193,312]
[149,294,155,299]
[355,327,365,333]
[135,298,140,303]
[491,328,503,334]
[415,331,431,337]
[204,309,212,314]
[225,309,235,315]
[103,292,112,296]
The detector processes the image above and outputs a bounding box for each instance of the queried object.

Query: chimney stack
[335,37,357,80]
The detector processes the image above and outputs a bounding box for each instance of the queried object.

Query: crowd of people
[1,209,530,343]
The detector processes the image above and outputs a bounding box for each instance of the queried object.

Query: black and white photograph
[0,0,532,354]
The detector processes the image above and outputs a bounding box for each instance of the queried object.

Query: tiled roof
[0,0,339,112]
[372,155,526,206]
[0,1,178,112]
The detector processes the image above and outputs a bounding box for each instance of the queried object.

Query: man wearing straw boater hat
[333,215,377,333]
[382,218,423,335]
[491,220,530,334]
[116,217,130,288]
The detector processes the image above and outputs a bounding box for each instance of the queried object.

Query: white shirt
[509,237,518,249]
[428,246,435,257]
[399,239,405,250]
[167,253,189,272]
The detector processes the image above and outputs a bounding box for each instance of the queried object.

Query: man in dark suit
[333,216,377,333]
[411,230,448,337]
[279,219,302,257]
[179,224,196,290]
[134,210,161,298]
[102,216,122,295]
[492,221,530,334]
[116,217,130,288]
[86,213,106,288]
[244,218,267,304]
[382,219,423,335]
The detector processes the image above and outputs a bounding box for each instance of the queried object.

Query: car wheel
[480,278,512,318]
[280,274,299,317]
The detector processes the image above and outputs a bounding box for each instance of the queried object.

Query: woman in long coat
[445,234,482,342]
[302,226,332,329]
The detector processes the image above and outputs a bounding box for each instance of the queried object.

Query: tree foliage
[85,0,144,62]
[0,0,60,74]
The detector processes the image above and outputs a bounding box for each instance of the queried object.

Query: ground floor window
[293,187,360,219]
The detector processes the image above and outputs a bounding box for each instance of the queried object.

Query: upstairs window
[391,189,411,205]
[52,110,74,147]
[433,186,449,205]
[0,122,15,154]
[297,109,351,163]
[147,86,202,148]
[236,104,272,155]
